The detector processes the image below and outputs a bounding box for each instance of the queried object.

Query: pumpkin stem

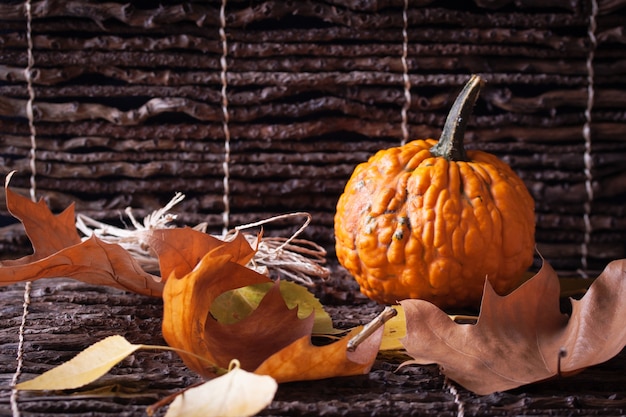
[430,74,483,162]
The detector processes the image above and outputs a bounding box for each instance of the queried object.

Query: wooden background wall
[1,0,625,276]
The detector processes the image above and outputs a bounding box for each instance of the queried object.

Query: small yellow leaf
[273,281,342,336]
[16,335,141,391]
[380,305,407,351]
[165,360,277,417]
[211,280,342,336]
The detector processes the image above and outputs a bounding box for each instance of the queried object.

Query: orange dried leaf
[161,232,382,382]
[254,326,383,384]
[3,174,81,265]
[143,228,256,280]
[0,177,162,295]
[0,236,162,297]
[161,240,293,376]
[400,260,626,395]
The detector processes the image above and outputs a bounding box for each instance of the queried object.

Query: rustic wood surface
[1,269,625,417]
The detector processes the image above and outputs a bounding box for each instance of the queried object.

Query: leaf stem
[139,343,226,376]
[146,382,204,416]
[347,307,397,352]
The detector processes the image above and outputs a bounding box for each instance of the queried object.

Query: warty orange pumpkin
[334,75,535,309]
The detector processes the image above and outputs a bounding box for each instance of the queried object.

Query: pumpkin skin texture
[334,76,535,308]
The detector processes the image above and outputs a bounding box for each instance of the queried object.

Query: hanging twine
[444,377,466,417]
[24,4,37,202]
[399,0,411,146]
[580,0,598,277]
[219,0,232,237]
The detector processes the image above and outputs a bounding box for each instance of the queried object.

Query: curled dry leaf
[156,232,381,382]
[143,227,258,281]
[155,232,293,376]
[159,240,310,374]
[255,326,383,383]
[400,260,626,395]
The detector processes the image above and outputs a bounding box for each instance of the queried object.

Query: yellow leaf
[274,281,343,336]
[16,335,141,391]
[165,360,277,417]
[211,280,342,336]
[380,305,407,351]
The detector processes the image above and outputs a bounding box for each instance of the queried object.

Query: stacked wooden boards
[1,277,626,416]
[1,0,625,275]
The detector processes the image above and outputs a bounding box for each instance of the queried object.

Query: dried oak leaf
[153,231,380,383]
[2,173,81,265]
[142,228,257,281]
[0,236,163,296]
[255,326,383,383]
[400,260,626,395]
[0,178,162,296]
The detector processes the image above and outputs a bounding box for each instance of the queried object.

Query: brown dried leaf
[161,240,312,377]
[142,228,257,281]
[400,260,626,395]
[0,176,162,296]
[159,231,381,382]
[0,236,163,296]
[2,173,81,265]
[559,260,626,370]
[254,326,383,384]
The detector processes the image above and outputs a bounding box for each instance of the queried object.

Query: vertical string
[580,0,598,277]
[399,0,411,146]
[10,1,36,415]
[444,377,466,417]
[25,0,37,201]
[219,0,231,237]
[9,283,30,417]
